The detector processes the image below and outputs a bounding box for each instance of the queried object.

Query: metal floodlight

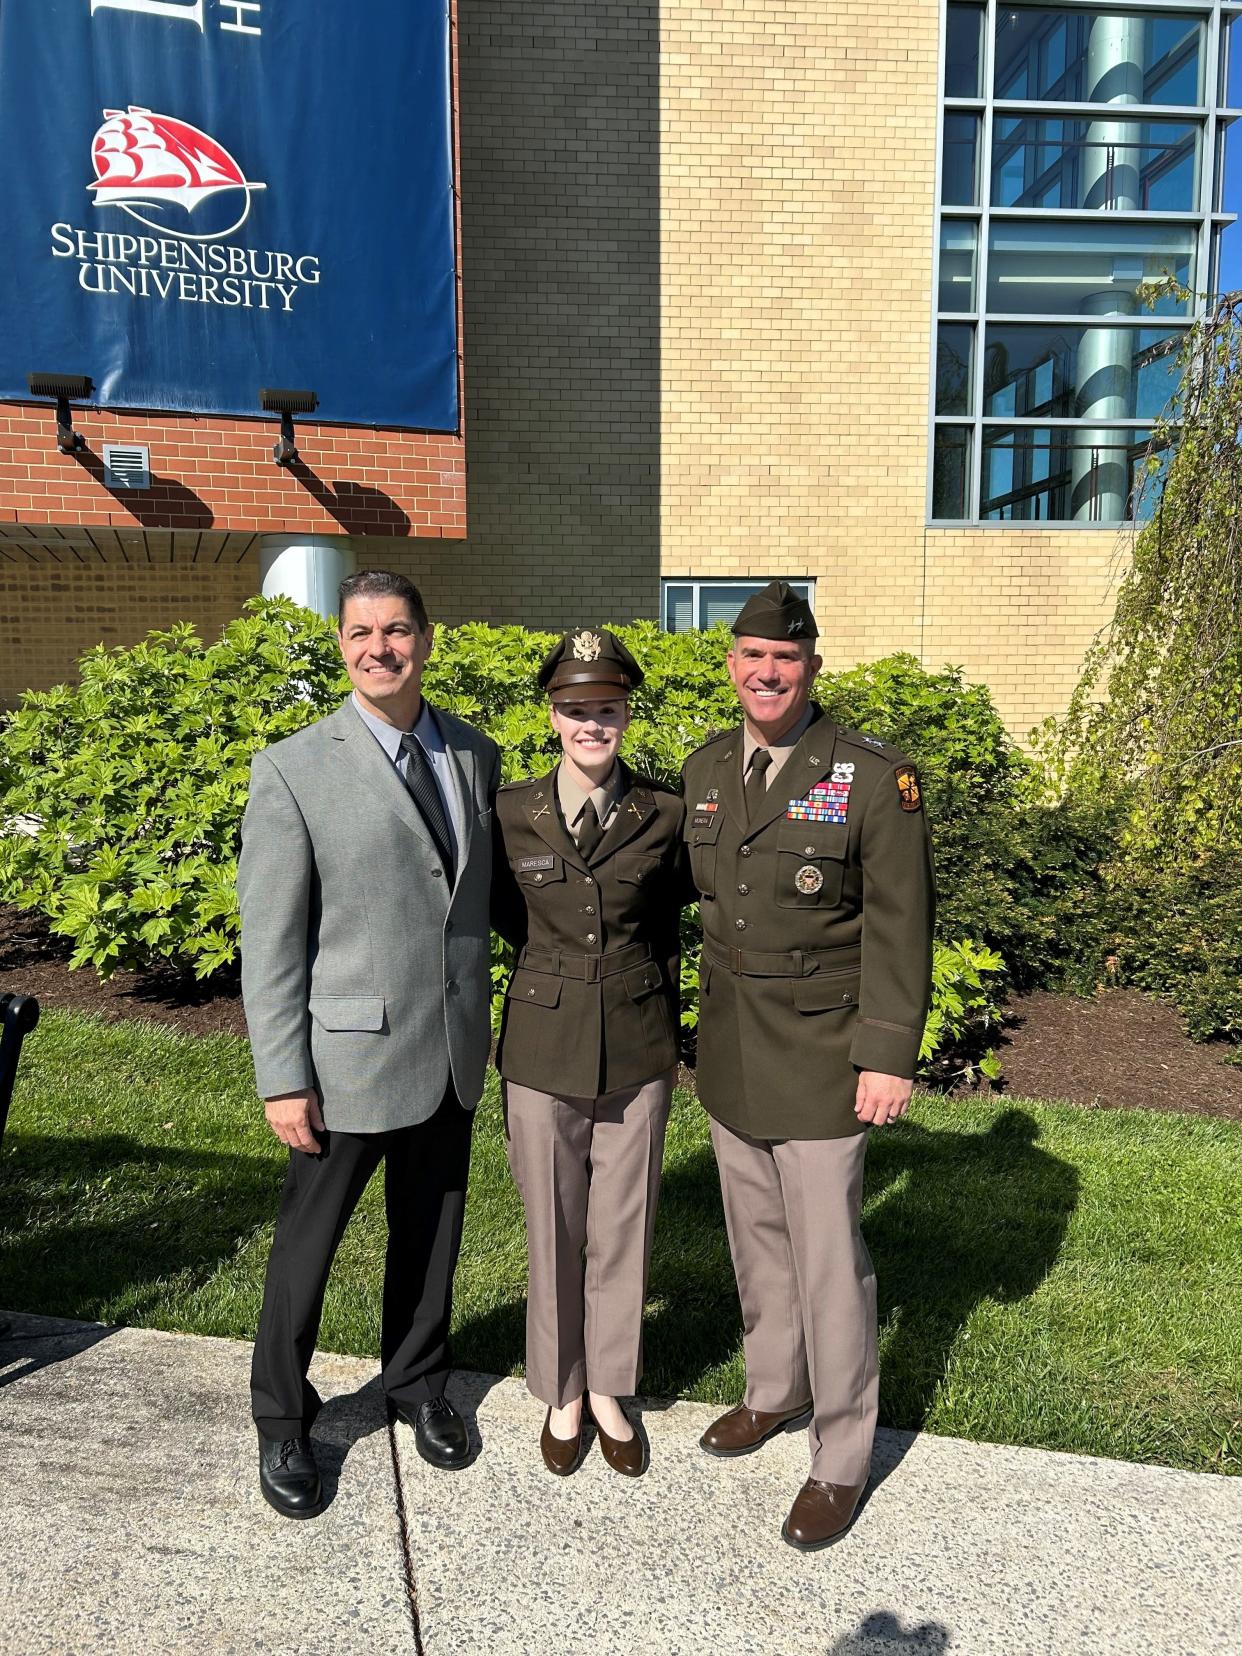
[27,372,93,453]
[259,387,319,467]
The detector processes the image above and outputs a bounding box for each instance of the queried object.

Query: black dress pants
[250,1091,474,1438]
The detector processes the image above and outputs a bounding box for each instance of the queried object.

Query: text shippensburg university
[1,0,460,429]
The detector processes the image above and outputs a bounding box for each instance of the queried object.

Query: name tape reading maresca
[0,0,460,430]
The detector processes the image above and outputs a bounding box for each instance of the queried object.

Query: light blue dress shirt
[351,693,466,863]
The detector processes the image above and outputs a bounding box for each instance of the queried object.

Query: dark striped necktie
[399,734,456,879]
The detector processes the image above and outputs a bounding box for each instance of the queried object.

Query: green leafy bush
[0,603,346,977]
[2,601,1030,1074]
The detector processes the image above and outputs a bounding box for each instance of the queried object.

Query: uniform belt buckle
[729,946,743,973]
[583,956,601,983]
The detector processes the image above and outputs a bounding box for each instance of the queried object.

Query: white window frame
[660,577,816,632]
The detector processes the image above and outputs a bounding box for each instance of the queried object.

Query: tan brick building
[3,2,1236,735]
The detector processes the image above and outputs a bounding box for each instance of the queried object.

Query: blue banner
[0,0,459,430]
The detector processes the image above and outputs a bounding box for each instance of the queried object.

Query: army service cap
[539,627,645,703]
[731,580,819,642]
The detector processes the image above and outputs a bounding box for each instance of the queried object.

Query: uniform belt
[519,941,653,983]
[702,939,862,977]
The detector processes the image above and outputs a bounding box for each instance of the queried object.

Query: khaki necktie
[745,747,772,823]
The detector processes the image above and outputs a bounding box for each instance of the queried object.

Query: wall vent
[102,443,151,490]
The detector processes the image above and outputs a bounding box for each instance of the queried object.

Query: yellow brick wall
[657,0,1123,736]
[0,551,257,707]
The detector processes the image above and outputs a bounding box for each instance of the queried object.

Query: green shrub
[0,603,346,977]
[2,601,1031,1073]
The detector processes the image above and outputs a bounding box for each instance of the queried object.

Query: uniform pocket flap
[507,969,563,1008]
[516,855,565,886]
[791,972,860,1013]
[308,995,386,1031]
[615,853,660,886]
[777,821,849,860]
[622,963,663,1001]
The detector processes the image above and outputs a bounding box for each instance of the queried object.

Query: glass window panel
[980,425,1161,522]
[991,118,1199,212]
[994,11,1205,107]
[1214,122,1241,299]
[933,427,972,519]
[663,583,693,632]
[939,220,978,312]
[945,4,985,98]
[698,583,810,631]
[983,324,1185,419]
[937,324,974,414]
[943,113,981,205]
[987,220,1196,315]
[1225,19,1242,110]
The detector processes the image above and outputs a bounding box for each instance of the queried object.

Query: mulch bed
[2,903,1239,1121]
[0,903,247,1040]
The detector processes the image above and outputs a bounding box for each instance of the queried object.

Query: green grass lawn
[2,1010,1239,1474]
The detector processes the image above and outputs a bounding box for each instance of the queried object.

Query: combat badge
[794,864,824,895]
[895,766,922,812]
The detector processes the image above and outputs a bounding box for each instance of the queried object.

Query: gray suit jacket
[238,698,501,1131]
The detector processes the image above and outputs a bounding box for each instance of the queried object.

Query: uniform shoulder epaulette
[835,726,909,764]
[498,774,540,793]
[630,769,679,796]
[685,725,738,761]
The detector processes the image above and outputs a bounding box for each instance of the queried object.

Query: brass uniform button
[586,932,597,944]
[735,919,747,931]
[737,883,749,896]
[740,845,752,857]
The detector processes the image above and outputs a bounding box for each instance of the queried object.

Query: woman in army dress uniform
[492,627,686,1477]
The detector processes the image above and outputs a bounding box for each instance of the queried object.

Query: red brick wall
[0,405,465,539]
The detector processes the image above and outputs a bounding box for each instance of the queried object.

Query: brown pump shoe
[781,1477,867,1551]
[699,1402,812,1458]
[589,1404,649,1477]
[540,1408,587,1476]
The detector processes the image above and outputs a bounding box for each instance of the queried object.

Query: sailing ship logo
[87,106,265,241]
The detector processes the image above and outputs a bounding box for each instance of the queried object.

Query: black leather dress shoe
[258,1434,322,1520]
[396,1395,472,1469]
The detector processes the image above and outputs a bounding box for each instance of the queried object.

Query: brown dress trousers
[492,761,687,1407]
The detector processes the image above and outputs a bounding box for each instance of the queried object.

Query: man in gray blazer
[239,569,500,1519]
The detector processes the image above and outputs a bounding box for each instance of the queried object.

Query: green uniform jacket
[681,706,935,1140]
[492,762,687,1098]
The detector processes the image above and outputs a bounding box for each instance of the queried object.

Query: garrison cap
[538,627,645,703]
[731,580,818,642]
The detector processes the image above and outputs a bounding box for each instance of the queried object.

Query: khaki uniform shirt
[492,761,688,1098]
[556,763,624,844]
[682,704,935,1139]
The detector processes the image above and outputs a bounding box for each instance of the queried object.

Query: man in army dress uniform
[682,581,935,1551]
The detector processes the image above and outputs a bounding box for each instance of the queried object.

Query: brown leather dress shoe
[699,1402,812,1458]
[781,1477,867,1551]
[588,1404,649,1477]
[540,1408,587,1476]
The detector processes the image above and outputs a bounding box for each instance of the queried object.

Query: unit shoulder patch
[895,766,922,812]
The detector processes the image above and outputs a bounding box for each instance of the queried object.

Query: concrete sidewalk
[1,1313,1238,1656]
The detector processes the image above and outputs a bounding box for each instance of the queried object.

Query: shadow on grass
[1,1108,1079,1438]
[634,1107,1079,1423]
[0,1131,283,1326]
